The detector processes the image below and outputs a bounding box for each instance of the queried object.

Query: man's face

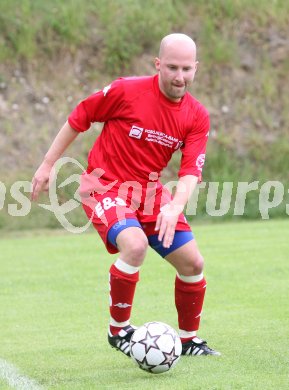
[155,43,198,102]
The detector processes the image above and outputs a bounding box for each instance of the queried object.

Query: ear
[195,61,199,72]
[154,57,161,71]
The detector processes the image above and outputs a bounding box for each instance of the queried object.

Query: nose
[175,69,184,83]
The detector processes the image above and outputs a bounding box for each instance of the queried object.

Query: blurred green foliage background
[0,0,288,230]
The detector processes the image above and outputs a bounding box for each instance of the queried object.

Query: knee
[192,253,204,275]
[120,236,148,266]
[181,253,204,276]
[130,238,148,261]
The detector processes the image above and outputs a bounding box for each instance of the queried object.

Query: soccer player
[31,33,220,356]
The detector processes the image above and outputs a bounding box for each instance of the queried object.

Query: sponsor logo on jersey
[196,153,206,170]
[129,125,144,139]
[129,125,182,149]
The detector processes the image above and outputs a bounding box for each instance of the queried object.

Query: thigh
[116,226,149,266]
[147,230,194,258]
[82,190,138,254]
[164,239,204,276]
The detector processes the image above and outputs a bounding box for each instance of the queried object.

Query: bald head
[159,33,197,59]
[155,33,198,102]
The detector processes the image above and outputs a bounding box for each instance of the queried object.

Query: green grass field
[0,220,288,389]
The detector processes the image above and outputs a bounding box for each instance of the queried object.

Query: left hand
[155,203,183,248]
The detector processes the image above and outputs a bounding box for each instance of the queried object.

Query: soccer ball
[129,321,182,374]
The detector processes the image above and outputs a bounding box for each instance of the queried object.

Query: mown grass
[0,380,10,390]
[0,220,288,389]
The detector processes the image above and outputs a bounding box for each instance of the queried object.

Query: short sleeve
[178,106,210,179]
[68,79,126,132]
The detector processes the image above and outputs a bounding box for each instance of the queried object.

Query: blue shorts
[107,218,194,258]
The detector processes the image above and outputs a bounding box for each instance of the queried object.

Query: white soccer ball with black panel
[129,321,182,374]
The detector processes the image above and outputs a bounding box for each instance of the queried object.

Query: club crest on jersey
[196,153,206,170]
[103,84,111,96]
[129,125,144,139]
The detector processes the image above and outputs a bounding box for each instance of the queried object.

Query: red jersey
[68,75,209,186]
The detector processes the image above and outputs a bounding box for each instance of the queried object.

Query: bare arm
[155,175,198,248]
[31,121,79,201]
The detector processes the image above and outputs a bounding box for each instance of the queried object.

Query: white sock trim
[110,318,130,327]
[115,258,140,274]
[179,329,197,338]
[177,272,204,283]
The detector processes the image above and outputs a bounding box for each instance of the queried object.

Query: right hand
[155,203,183,249]
[31,161,55,201]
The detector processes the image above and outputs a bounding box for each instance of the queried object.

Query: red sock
[175,275,207,338]
[109,264,139,335]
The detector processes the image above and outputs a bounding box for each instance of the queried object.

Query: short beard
[167,86,186,101]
